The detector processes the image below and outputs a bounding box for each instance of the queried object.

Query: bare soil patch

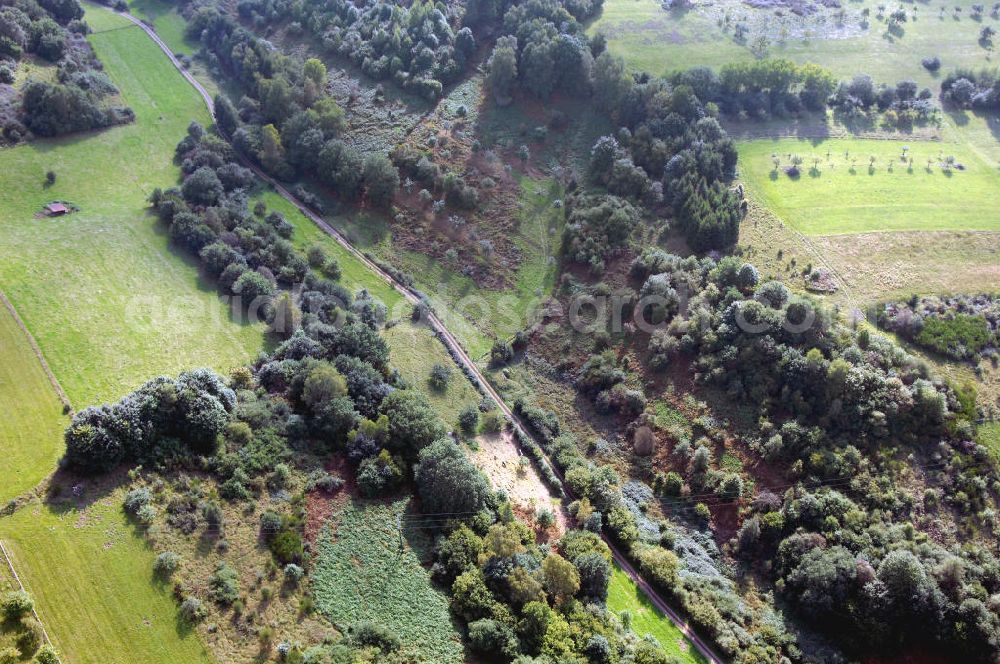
[469,432,567,535]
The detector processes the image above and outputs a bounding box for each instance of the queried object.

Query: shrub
[260,510,283,538]
[1,590,34,621]
[270,528,304,564]
[17,617,43,656]
[180,596,207,623]
[201,500,224,529]
[351,621,401,652]
[34,645,59,664]
[428,363,452,390]
[635,544,680,592]
[481,410,504,433]
[458,405,479,436]
[0,647,17,664]
[284,563,305,584]
[209,562,240,605]
[356,450,403,497]
[154,551,181,578]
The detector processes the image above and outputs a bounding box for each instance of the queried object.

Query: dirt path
[110,8,725,661]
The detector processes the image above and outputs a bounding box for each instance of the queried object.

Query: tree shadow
[41,466,131,515]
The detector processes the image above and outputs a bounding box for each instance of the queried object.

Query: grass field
[0,490,213,664]
[383,321,482,426]
[312,500,463,663]
[126,0,196,56]
[0,305,67,505]
[0,8,263,408]
[979,421,1000,463]
[607,565,707,664]
[590,0,998,88]
[739,137,1000,235]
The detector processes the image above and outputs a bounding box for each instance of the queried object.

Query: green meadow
[126,0,196,56]
[0,8,263,408]
[0,492,213,664]
[590,0,998,88]
[0,306,67,504]
[607,564,707,664]
[738,137,1000,235]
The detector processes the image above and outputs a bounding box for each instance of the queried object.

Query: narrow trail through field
[0,291,72,415]
[109,7,725,661]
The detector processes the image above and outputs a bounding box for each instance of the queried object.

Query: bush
[284,563,305,584]
[154,551,181,578]
[269,528,304,564]
[351,621,400,652]
[1,590,34,621]
[635,544,680,593]
[35,644,59,664]
[17,617,42,656]
[458,405,479,436]
[428,363,452,391]
[180,596,207,623]
[209,562,240,605]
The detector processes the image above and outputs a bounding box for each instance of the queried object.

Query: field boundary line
[107,5,725,661]
[0,290,73,415]
[0,539,62,662]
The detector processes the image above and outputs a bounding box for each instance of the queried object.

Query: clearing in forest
[739,137,1000,235]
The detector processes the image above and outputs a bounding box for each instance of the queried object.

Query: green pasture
[590,0,998,88]
[124,0,196,56]
[738,137,1000,235]
[383,321,482,425]
[312,500,464,663]
[980,421,1000,463]
[0,8,263,407]
[0,306,67,505]
[0,491,213,664]
[607,564,707,663]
